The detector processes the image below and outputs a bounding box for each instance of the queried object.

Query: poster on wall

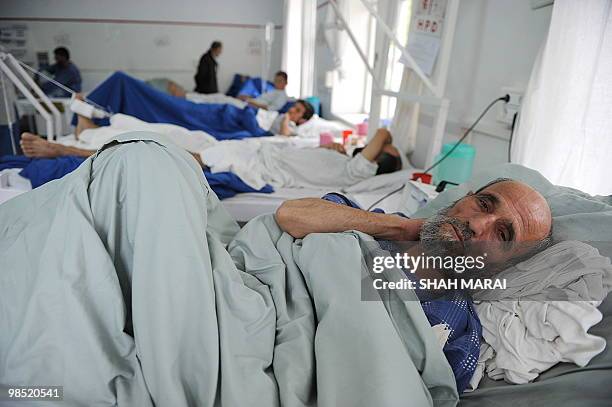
[0,24,30,64]
[402,0,447,76]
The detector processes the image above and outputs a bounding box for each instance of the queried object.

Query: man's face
[288,103,306,123]
[274,75,287,90]
[54,53,67,66]
[213,46,222,58]
[420,180,552,265]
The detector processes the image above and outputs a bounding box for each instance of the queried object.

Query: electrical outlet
[497,86,523,126]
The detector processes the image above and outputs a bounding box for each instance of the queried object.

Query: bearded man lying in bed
[0,133,553,401]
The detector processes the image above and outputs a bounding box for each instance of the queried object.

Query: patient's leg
[87,140,237,404]
[20,133,95,158]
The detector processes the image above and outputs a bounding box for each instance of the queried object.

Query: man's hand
[275,198,424,241]
[377,128,393,144]
[279,114,293,136]
[237,94,250,101]
[320,142,346,155]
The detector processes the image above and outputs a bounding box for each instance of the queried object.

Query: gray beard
[419,203,474,258]
[419,203,512,278]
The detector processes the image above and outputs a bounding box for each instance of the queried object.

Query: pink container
[356,122,368,136]
[319,132,334,146]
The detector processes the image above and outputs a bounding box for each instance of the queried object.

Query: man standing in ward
[194,41,222,94]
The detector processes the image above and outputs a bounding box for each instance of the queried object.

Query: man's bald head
[420,178,553,265]
[471,178,552,243]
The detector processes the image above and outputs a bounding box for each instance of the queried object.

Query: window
[328,0,412,123]
[380,0,412,121]
[329,0,376,117]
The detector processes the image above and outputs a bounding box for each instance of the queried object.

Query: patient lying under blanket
[200,128,403,189]
[1,132,574,405]
[150,77,315,137]
[80,71,277,140]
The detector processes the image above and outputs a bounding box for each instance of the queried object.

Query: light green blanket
[0,133,457,406]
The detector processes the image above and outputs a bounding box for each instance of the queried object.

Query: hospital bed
[0,164,437,225]
[221,168,437,223]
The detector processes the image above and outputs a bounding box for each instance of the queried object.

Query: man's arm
[319,142,346,154]
[275,198,424,240]
[360,128,392,162]
[246,98,269,109]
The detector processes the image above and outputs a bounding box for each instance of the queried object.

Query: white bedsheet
[0,169,31,205]
[294,115,345,139]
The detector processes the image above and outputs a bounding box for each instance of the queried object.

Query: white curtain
[512,0,612,195]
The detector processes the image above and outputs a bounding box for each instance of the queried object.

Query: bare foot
[20,133,65,158]
[75,114,98,139]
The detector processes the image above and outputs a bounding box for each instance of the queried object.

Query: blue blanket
[76,71,272,140]
[226,74,274,98]
[0,155,272,199]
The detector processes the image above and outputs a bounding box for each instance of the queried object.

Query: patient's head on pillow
[420,178,553,269]
[288,100,315,125]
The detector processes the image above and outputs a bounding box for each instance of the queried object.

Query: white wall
[420,0,553,172]
[314,0,552,172]
[1,0,284,93]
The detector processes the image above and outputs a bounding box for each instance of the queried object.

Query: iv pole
[262,22,275,95]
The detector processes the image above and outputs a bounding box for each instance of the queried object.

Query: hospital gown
[252,89,289,111]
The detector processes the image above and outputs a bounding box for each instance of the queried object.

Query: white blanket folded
[468,240,612,388]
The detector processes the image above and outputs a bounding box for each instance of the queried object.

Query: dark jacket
[194,50,218,94]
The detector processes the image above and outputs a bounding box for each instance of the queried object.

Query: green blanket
[0,133,457,406]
